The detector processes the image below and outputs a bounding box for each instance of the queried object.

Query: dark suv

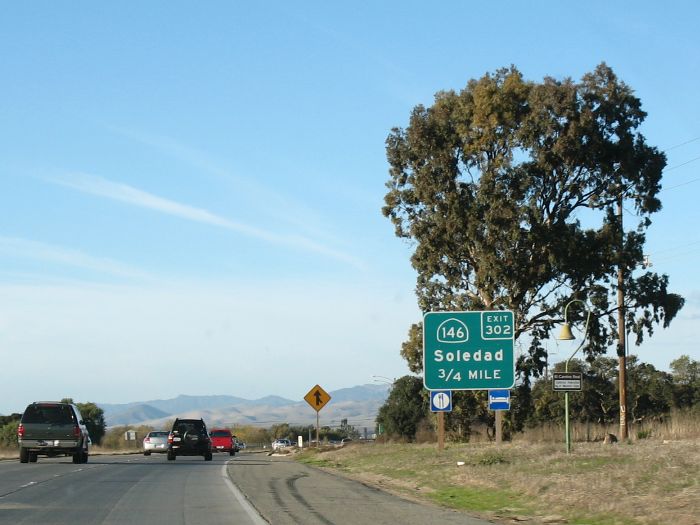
[167,418,213,461]
[17,402,90,464]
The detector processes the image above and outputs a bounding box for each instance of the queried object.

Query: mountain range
[98,384,390,430]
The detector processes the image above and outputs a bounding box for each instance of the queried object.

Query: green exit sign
[423,311,515,390]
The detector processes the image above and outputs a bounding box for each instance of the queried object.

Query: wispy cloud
[110,127,343,245]
[51,172,365,268]
[0,236,150,279]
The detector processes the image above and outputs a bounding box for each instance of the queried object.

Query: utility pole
[617,194,628,440]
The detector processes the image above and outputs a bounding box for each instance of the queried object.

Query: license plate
[217,446,224,449]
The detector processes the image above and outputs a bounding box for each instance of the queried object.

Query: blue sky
[1,1,699,414]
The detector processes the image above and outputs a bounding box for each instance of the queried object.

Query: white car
[272,439,292,450]
[143,431,169,455]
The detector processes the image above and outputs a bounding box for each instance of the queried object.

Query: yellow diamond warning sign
[304,384,331,412]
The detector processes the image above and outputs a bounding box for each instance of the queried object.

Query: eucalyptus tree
[670,355,700,409]
[384,63,684,382]
[376,375,427,440]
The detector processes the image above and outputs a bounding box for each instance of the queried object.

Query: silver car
[272,438,292,450]
[143,431,169,455]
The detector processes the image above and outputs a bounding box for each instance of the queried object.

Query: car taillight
[144,437,151,443]
[73,425,81,438]
[167,433,173,444]
[17,424,25,438]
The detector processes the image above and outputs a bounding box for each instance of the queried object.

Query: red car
[209,428,235,455]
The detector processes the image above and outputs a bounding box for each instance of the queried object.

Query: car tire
[229,450,235,456]
[29,452,38,463]
[205,452,213,461]
[82,451,89,463]
[19,447,29,463]
[144,451,151,456]
[72,451,81,463]
[167,450,175,461]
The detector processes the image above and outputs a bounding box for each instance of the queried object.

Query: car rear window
[174,421,206,433]
[211,430,231,437]
[149,431,168,437]
[22,404,75,425]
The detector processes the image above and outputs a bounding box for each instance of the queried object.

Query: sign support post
[304,384,331,447]
[565,390,570,452]
[430,391,452,452]
[488,390,510,445]
[495,411,503,445]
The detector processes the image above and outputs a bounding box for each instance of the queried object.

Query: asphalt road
[0,453,264,525]
[0,452,494,525]
[229,452,493,525]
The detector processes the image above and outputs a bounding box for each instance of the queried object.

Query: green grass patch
[429,485,530,514]
[545,454,634,473]
[473,451,508,465]
[297,456,336,467]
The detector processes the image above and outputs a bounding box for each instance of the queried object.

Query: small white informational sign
[552,372,583,391]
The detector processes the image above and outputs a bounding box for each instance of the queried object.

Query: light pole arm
[563,299,591,373]
[371,375,395,385]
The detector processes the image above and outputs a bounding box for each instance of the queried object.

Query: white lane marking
[19,482,36,488]
[221,459,267,525]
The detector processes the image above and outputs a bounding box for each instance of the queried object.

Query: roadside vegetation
[346,63,699,524]
[332,362,699,525]
[377,355,700,444]
[298,435,699,525]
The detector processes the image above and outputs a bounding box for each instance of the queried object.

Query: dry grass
[299,438,700,525]
[0,447,16,460]
[514,409,700,444]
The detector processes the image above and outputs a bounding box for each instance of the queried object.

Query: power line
[617,136,700,262]
[647,239,700,256]
[662,176,700,192]
[664,155,700,172]
[622,205,638,218]
[657,137,700,190]
[650,247,700,264]
[663,136,700,152]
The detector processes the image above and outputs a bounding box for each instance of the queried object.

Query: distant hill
[106,404,170,425]
[327,384,390,402]
[98,384,389,429]
[101,394,256,416]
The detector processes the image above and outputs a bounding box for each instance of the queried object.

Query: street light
[557,299,592,454]
[371,375,395,385]
[371,376,395,437]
